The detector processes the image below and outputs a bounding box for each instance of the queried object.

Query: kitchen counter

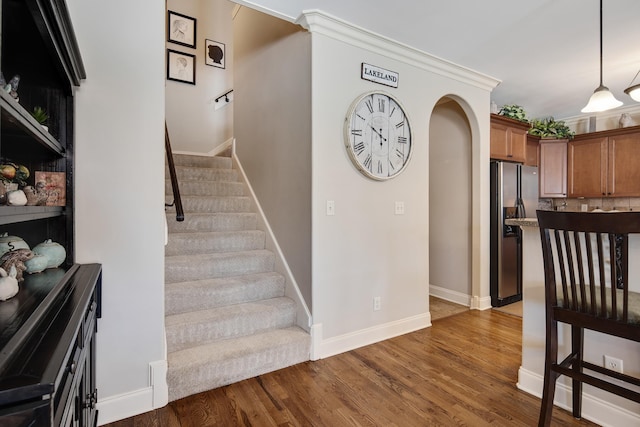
[504,217,538,227]
[508,217,640,425]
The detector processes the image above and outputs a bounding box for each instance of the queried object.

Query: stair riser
[168,167,238,182]
[165,180,245,197]
[166,300,297,352]
[165,252,275,283]
[166,213,257,233]
[166,196,252,213]
[167,331,310,402]
[172,155,232,169]
[165,231,265,256]
[165,273,285,316]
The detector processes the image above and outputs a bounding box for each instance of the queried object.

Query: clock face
[344,91,412,180]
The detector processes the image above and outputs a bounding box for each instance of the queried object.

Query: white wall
[166,0,235,154]
[302,11,497,358]
[429,100,472,304]
[67,0,167,424]
[234,7,313,306]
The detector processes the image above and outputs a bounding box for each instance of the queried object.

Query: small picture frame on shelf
[167,50,196,85]
[35,171,66,206]
[167,10,196,48]
[205,39,225,69]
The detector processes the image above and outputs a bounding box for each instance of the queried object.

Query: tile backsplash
[546,197,640,212]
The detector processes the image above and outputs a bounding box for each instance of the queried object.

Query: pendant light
[581,0,623,113]
[624,69,640,102]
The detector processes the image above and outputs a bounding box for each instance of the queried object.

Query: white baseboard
[311,313,430,360]
[97,360,167,426]
[429,285,470,306]
[518,367,640,427]
[172,137,234,158]
[97,387,153,426]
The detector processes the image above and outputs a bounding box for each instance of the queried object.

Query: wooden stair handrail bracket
[165,124,184,222]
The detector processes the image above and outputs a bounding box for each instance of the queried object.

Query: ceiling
[238,0,640,121]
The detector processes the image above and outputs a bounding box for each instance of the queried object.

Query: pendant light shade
[582,85,623,113]
[581,0,622,113]
[624,69,640,102]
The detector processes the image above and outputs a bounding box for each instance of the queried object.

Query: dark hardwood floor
[104,310,596,426]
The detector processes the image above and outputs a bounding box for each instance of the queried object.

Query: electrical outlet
[326,200,335,216]
[395,201,405,215]
[373,296,381,311]
[604,355,623,373]
[581,204,588,212]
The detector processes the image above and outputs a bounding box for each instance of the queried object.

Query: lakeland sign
[361,63,398,88]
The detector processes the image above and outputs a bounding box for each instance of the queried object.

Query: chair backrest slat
[537,210,640,327]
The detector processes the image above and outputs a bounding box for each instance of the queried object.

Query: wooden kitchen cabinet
[568,127,640,197]
[490,114,530,163]
[538,139,567,198]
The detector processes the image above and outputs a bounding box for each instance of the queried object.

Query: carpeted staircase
[164,153,310,402]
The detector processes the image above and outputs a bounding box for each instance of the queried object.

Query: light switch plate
[326,200,335,216]
[395,201,405,215]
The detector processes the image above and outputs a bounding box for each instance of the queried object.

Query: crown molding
[296,9,500,92]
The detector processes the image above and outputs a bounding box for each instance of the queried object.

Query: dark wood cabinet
[539,139,567,198]
[0,264,101,427]
[0,1,98,426]
[568,127,640,198]
[490,114,530,163]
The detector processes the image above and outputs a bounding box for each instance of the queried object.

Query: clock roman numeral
[396,121,405,129]
[398,136,407,144]
[396,148,404,160]
[351,129,363,137]
[390,106,396,117]
[357,113,366,121]
[363,154,372,171]
[365,99,374,113]
[389,159,396,171]
[377,160,383,174]
[354,141,365,155]
[378,99,386,112]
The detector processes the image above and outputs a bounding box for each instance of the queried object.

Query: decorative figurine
[0,248,34,282]
[4,75,20,101]
[33,239,66,269]
[0,266,19,301]
[6,190,27,206]
[619,113,637,128]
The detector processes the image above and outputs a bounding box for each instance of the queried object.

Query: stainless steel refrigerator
[490,161,538,307]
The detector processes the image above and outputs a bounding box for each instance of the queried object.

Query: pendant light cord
[599,0,603,87]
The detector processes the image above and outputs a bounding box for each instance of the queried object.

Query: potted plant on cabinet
[497,104,529,123]
[31,106,49,132]
[528,116,574,140]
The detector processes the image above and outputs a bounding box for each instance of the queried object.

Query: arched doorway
[429,98,472,311]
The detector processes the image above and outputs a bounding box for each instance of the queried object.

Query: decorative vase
[0,233,30,257]
[25,254,48,274]
[33,239,66,269]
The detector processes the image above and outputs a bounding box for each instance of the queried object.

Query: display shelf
[0,206,63,225]
[0,90,65,157]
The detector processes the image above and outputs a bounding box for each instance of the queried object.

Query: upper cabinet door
[490,114,529,163]
[538,140,567,198]
[608,132,640,197]
[567,137,608,198]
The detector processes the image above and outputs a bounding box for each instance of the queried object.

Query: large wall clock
[344,91,412,180]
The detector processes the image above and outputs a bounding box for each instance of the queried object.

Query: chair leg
[571,326,584,419]
[539,321,558,427]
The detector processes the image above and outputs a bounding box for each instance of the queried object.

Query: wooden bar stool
[536,210,640,426]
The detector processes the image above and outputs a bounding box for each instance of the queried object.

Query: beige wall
[429,100,472,302]
[234,8,313,307]
[67,0,168,423]
[303,11,496,357]
[166,0,235,154]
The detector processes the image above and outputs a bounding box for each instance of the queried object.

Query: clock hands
[369,126,387,143]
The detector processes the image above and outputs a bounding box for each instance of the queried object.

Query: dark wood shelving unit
[0,0,101,426]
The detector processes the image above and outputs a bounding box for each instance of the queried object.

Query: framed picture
[167,49,196,85]
[167,10,196,48]
[35,171,66,206]
[205,39,225,69]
